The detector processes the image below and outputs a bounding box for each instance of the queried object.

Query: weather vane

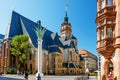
[65,4,69,12]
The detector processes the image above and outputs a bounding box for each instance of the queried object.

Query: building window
[70,51,72,61]
[101,29,104,39]
[13,56,16,66]
[107,28,113,38]
[100,21,104,26]
[107,20,112,24]
[101,0,104,9]
[33,50,36,54]
[30,64,32,71]
[25,64,28,70]
[29,53,32,60]
[107,0,113,6]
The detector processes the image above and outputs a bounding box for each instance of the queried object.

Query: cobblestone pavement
[0,74,97,80]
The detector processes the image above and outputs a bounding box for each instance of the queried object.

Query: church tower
[96,0,120,80]
[60,10,72,39]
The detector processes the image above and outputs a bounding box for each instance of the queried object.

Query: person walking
[108,72,113,80]
[24,71,29,80]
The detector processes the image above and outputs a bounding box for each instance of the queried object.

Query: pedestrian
[17,70,20,75]
[24,71,29,80]
[108,72,113,80]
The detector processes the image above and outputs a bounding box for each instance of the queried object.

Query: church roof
[0,34,4,39]
[5,11,53,48]
[5,11,77,52]
[48,46,61,53]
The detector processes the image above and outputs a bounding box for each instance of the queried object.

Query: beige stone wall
[100,55,105,80]
[113,48,120,79]
[113,0,120,79]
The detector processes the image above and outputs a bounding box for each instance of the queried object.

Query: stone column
[35,20,46,80]
[115,0,120,38]
[100,56,104,80]
[37,39,43,76]
[114,0,120,79]
[114,48,120,79]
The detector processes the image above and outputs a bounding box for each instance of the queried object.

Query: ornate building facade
[96,0,120,79]
[0,11,84,75]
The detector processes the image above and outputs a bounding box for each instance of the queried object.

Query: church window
[107,0,113,6]
[101,29,104,39]
[25,64,28,70]
[12,56,16,66]
[29,53,32,60]
[44,53,47,56]
[33,50,36,54]
[30,64,32,71]
[107,28,113,38]
[70,51,72,61]
[100,0,105,9]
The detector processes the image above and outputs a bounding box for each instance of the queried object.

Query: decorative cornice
[97,23,116,30]
[114,44,120,48]
[115,36,120,39]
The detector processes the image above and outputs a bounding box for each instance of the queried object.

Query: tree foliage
[10,35,32,69]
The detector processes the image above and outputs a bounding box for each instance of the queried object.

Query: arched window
[107,0,113,6]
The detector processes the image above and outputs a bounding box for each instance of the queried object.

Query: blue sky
[0,0,98,55]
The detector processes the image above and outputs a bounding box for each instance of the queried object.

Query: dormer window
[107,0,113,6]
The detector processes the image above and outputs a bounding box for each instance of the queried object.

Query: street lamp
[97,55,100,80]
[35,20,46,80]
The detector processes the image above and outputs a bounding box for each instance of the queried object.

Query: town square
[0,0,119,80]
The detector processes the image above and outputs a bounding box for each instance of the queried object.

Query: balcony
[96,6,116,22]
[96,38,115,58]
[97,6,116,17]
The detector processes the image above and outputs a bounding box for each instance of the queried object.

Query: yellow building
[79,49,98,72]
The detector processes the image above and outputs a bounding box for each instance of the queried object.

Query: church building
[0,11,84,75]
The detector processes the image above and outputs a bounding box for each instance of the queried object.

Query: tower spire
[64,4,69,23]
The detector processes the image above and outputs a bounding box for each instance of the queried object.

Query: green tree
[10,35,32,70]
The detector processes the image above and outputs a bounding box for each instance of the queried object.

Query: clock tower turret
[60,8,72,39]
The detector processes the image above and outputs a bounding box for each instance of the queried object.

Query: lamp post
[35,20,46,80]
[97,55,100,80]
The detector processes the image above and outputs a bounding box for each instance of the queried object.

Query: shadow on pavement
[0,76,24,80]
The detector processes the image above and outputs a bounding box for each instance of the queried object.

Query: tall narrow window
[70,51,72,61]
[107,28,113,38]
[101,0,104,9]
[101,29,104,39]
[30,64,32,71]
[29,53,32,60]
[107,0,113,6]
